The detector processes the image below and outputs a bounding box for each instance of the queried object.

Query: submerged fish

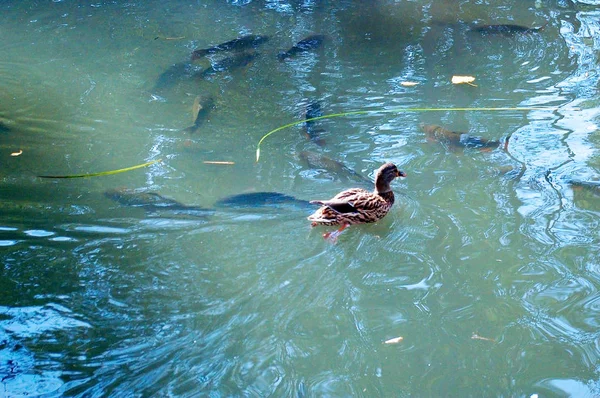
[568,180,600,196]
[278,34,325,61]
[153,62,200,92]
[568,180,600,210]
[470,23,546,35]
[299,151,373,187]
[303,100,326,146]
[0,121,10,133]
[105,188,213,218]
[191,34,269,60]
[182,95,215,133]
[215,191,311,209]
[419,123,503,151]
[195,51,258,79]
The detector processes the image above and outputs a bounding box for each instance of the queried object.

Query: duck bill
[397,171,407,178]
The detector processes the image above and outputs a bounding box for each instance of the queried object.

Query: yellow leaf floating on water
[383,336,404,344]
[400,81,419,87]
[10,150,23,157]
[451,75,477,87]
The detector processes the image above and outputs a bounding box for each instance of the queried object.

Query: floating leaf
[203,161,235,165]
[471,333,495,342]
[383,336,404,344]
[451,75,477,87]
[10,150,23,157]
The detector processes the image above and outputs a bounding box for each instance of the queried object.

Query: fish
[298,151,373,187]
[303,100,326,146]
[105,188,213,218]
[419,123,503,151]
[214,192,312,209]
[182,95,215,133]
[278,34,325,61]
[569,180,600,191]
[195,51,258,79]
[470,23,546,35]
[153,62,201,92]
[0,121,10,133]
[191,34,269,60]
[569,180,600,210]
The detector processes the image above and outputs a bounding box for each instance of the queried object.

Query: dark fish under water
[278,34,325,61]
[568,180,600,192]
[105,188,213,218]
[182,95,215,133]
[299,151,373,187]
[191,34,269,60]
[153,62,200,92]
[0,121,10,133]
[470,23,546,35]
[214,192,312,209]
[568,180,600,210]
[420,123,503,151]
[303,100,326,146]
[195,51,258,79]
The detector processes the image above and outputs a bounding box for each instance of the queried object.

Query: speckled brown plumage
[308,163,406,240]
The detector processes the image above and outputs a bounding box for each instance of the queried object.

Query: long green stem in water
[255,106,557,161]
[38,159,162,179]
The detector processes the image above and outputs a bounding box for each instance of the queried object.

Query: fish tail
[191,49,208,61]
[182,125,199,134]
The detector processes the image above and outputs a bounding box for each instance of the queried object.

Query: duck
[308,162,407,242]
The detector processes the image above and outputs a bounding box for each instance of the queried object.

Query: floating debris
[384,336,404,344]
[451,75,477,87]
[203,161,235,165]
[471,333,496,342]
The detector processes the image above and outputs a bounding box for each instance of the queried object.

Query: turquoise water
[1,0,600,396]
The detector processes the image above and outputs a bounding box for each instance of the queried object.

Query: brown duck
[308,162,406,242]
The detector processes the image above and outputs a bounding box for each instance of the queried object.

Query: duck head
[375,162,407,193]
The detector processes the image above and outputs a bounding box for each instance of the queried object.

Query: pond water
[1,0,600,396]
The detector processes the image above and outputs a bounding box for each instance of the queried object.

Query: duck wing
[310,199,358,214]
[310,188,380,214]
